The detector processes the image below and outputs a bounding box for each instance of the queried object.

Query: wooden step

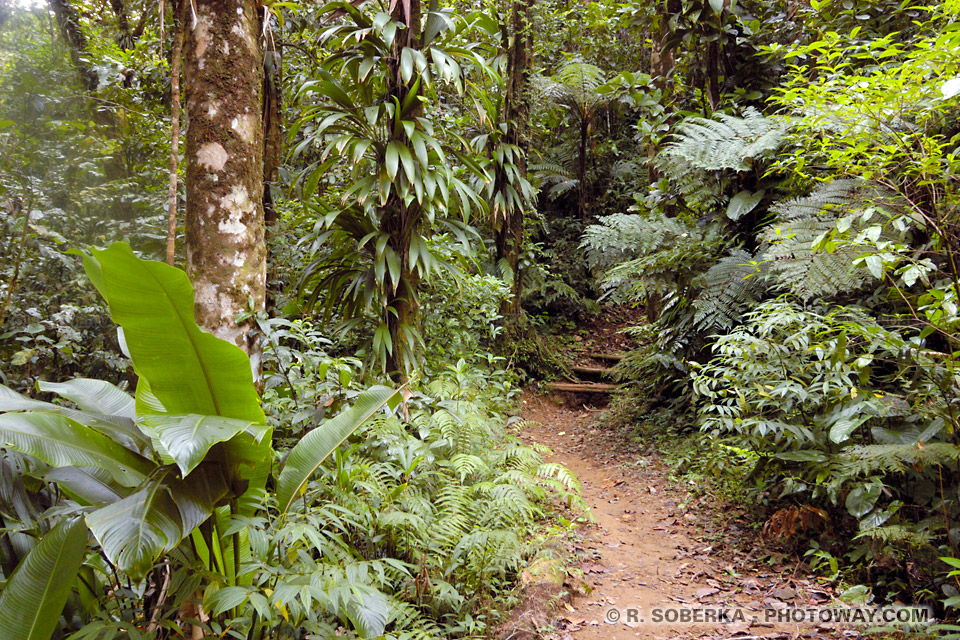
[572,365,614,378]
[543,382,617,393]
[586,352,624,363]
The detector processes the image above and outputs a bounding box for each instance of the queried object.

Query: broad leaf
[86,469,229,581]
[725,189,764,221]
[85,474,183,581]
[205,586,250,617]
[38,378,135,420]
[139,414,258,475]
[277,385,397,513]
[0,412,152,486]
[845,483,882,518]
[345,588,389,638]
[45,466,129,506]
[0,516,88,640]
[81,243,265,424]
[0,384,147,453]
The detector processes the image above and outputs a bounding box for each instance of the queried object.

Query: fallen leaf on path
[694,587,719,599]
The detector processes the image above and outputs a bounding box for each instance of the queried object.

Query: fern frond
[657,107,791,173]
[692,250,766,332]
[760,179,907,299]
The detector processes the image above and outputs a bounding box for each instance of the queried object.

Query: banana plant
[0,243,398,638]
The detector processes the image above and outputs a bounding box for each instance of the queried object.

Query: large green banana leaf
[0,412,152,486]
[0,384,148,453]
[37,378,135,419]
[80,243,265,424]
[277,385,398,513]
[85,468,228,580]
[139,414,263,476]
[45,466,129,506]
[0,516,88,640]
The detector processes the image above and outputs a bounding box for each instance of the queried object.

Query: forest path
[516,392,847,640]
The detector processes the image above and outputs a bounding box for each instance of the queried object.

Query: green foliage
[692,299,960,567]
[657,107,790,174]
[291,3,490,375]
[0,245,392,637]
[0,516,87,640]
[0,5,171,391]
[758,179,909,300]
[253,374,584,638]
[692,249,764,332]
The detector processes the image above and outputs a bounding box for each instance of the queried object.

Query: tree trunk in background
[495,0,533,317]
[48,0,97,91]
[577,115,589,219]
[262,47,281,228]
[166,0,183,266]
[109,0,132,50]
[648,0,680,182]
[182,0,266,380]
[383,0,421,381]
[262,20,282,309]
[705,37,720,111]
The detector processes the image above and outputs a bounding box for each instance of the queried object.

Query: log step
[543,382,617,393]
[586,352,624,363]
[572,365,615,378]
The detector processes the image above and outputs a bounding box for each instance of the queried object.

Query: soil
[507,392,861,640]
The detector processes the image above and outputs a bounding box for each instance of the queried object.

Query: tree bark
[648,0,681,182]
[109,0,132,50]
[262,47,282,228]
[577,114,589,219]
[48,0,98,91]
[261,16,282,310]
[182,0,266,380]
[383,0,421,381]
[166,0,183,266]
[494,0,533,317]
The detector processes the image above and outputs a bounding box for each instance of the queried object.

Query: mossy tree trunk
[182,0,266,380]
[383,0,421,381]
[48,0,98,91]
[495,0,533,317]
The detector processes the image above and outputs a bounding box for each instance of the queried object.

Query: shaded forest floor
[499,309,896,639]
[513,394,858,640]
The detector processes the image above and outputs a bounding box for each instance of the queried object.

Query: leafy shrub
[692,299,960,573]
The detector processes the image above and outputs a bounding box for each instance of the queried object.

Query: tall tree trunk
[109,0,132,50]
[383,0,421,381]
[166,0,183,266]
[495,0,533,317]
[262,19,282,309]
[648,0,681,182]
[577,115,588,219]
[48,0,97,91]
[182,0,266,380]
[262,48,282,228]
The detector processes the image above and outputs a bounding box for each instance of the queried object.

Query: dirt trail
[517,393,850,640]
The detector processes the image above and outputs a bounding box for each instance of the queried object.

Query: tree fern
[692,249,765,332]
[657,107,791,173]
[759,179,907,299]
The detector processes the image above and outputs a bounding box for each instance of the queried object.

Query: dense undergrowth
[0,247,584,639]
[5,0,960,635]
[589,8,960,611]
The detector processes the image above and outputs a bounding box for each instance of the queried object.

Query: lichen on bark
[182,0,266,379]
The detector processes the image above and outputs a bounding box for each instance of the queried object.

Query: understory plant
[0,243,399,639]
